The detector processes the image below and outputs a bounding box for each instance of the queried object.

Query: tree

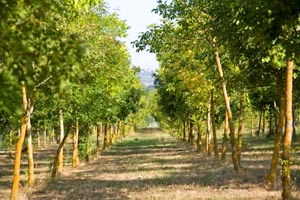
[0,1,102,198]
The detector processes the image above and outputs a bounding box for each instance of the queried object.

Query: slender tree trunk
[85,126,93,162]
[9,129,13,151]
[116,121,121,140]
[211,89,219,158]
[121,121,126,139]
[196,123,202,151]
[281,56,294,200]
[58,109,64,173]
[212,42,239,172]
[26,105,34,187]
[222,111,229,162]
[103,124,109,150]
[292,108,296,139]
[274,101,279,137]
[250,113,254,136]
[112,125,117,144]
[206,98,211,156]
[268,108,273,137]
[266,71,285,187]
[96,123,102,156]
[51,131,69,179]
[182,120,186,141]
[51,127,55,143]
[188,120,194,144]
[11,83,29,200]
[43,128,46,148]
[263,109,266,135]
[257,110,263,136]
[36,127,41,149]
[237,91,245,167]
[109,124,113,145]
[72,119,80,168]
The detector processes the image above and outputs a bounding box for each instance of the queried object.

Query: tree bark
[36,127,41,149]
[109,124,113,145]
[96,123,102,156]
[103,124,109,150]
[211,89,219,158]
[182,120,186,141]
[72,119,80,168]
[50,127,55,143]
[206,97,211,156]
[266,70,285,187]
[11,83,29,200]
[26,105,34,187]
[292,108,296,139]
[196,123,202,151]
[237,91,245,167]
[43,128,47,148]
[58,109,64,173]
[222,111,229,162]
[281,56,294,200]
[9,129,13,151]
[212,42,239,172]
[188,120,194,144]
[263,109,266,135]
[51,130,69,179]
[257,110,263,136]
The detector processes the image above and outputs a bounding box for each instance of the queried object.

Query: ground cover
[1,129,299,200]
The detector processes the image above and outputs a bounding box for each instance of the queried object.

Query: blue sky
[105,0,161,70]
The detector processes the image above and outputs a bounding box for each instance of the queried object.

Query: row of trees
[0,1,144,199]
[134,0,299,199]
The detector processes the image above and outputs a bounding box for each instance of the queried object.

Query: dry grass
[1,129,300,200]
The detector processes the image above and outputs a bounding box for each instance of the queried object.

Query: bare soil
[1,129,300,200]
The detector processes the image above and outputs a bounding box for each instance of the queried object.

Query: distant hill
[137,69,156,90]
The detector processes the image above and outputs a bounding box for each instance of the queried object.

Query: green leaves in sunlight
[0,0,144,135]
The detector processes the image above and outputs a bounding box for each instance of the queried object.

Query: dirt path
[25,129,296,200]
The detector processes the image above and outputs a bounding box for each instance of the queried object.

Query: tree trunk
[11,83,29,200]
[58,109,64,173]
[212,42,239,172]
[103,124,109,150]
[43,128,47,148]
[96,123,102,156]
[274,101,279,137]
[51,131,69,179]
[26,105,34,187]
[196,123,202,151]
[9,129,13,151]
[206,97,211,156]
[266,70,285,187]
[36,127,41,149]
[222,111,229,162]
[116,121,120,140]
[182,120,186,141]
[72,119,80,168]
[257,110,263,136]
[281,56,294,200]
[237,91,245,167]
[263,109,266,135]
[112,125,117,144]
[292,108,296,139]
[50,127,55,143]
[188,120,194,144]
[211,89,219,158]
[109,124,113,145]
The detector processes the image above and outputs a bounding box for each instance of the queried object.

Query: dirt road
[25,129,291,200]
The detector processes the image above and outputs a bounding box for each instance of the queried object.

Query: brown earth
[1,129,300,200]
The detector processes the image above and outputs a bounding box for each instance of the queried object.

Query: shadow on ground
[27,129,300,199]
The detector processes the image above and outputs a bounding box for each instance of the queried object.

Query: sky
[105,0,161,71]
